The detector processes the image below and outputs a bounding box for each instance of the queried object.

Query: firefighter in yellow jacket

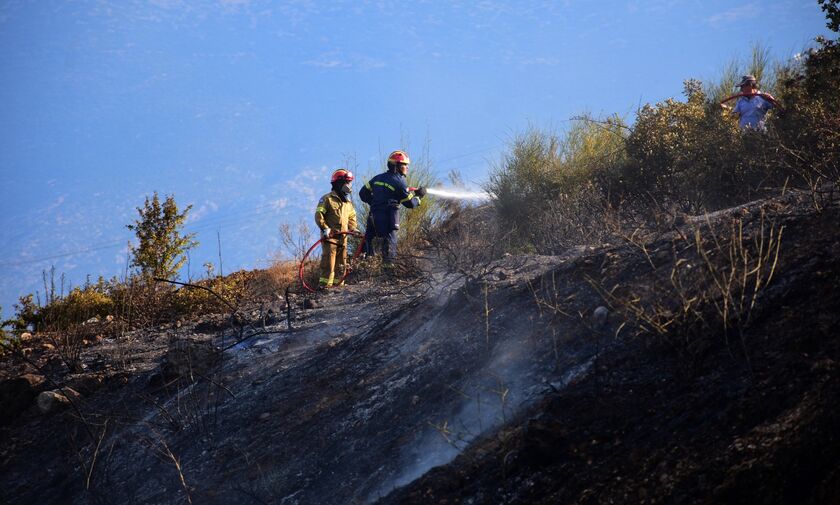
[314,169,359,288]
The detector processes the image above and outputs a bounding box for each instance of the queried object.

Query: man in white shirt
[724,75,779,130]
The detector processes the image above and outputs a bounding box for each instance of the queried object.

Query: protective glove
[414,186,427,198]
[322,228,331,239]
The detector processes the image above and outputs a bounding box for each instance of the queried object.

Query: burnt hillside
[384,188,840,505]
[1,187,838,505]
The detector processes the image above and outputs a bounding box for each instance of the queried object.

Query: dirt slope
[382,189,840,505]
[1,188,838,505]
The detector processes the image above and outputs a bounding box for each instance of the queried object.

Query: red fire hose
[299,231,366,293]
[300,190,421,292]
[720,92,781,109]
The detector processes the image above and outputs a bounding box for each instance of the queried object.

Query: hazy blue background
[0,0,830,315]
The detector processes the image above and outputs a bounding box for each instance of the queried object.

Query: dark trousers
[364,210,398,264]
[363,214,376,256]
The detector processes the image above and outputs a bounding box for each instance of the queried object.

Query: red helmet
[331,169,354,183]
[387,150,410,166]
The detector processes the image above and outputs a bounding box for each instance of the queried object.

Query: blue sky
[0,0,830,315]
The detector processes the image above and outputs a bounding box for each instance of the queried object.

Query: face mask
[337,183,352,201]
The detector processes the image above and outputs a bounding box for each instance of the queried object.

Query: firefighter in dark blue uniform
[359,150,427,264]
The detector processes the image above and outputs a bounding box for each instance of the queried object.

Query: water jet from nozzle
[425,187,493,201]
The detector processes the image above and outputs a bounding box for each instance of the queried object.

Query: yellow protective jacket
[315,191,358,243]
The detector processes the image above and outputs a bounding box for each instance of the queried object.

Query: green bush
[489,4,839,254]
[772,37,840,185]
[9,294,38,331]
[168,269,255,317]
[12,281,114,333]
[11,268,259,335]
[53,286,114,325]
[0,308,19,355]
[489,127,562,233]
[618,81,759,212]
[609,17,839,212]
[488,118,627,253]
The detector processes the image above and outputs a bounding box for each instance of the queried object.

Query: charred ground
[1,187,838,505]
[383,188,840,505]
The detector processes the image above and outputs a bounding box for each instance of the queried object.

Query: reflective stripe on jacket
[358,171,420,211]
[315,191,358,241]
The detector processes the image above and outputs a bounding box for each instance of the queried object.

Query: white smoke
[368,331,595,504]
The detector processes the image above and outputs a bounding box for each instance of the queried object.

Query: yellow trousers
[319,239,346,287]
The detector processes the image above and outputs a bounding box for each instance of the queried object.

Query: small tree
[127,192,198,280]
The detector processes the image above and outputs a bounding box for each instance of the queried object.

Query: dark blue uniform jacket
[359,171,420,231]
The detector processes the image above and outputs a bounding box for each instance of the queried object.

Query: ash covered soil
[1,188,839,505]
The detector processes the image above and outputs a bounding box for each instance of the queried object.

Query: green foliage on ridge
[488,6,840,254]
[126,192,198,281]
